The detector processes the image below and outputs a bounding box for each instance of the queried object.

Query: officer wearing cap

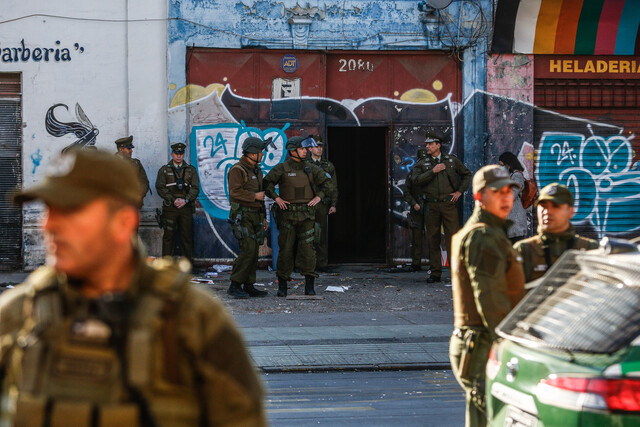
[155,142,200,262]
[264,135,331,297]
[403,147,430,271]
[514,183,598,283]
[306,135,338,273]
[4,149,265,426]
[226,137,269,299]
[411,132,472,282]
[449,165,526,427]
[114,136,149,206]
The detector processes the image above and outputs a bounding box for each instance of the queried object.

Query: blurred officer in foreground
[307,135,338,273]
[514,183,598,283]
[156,142,200,262]
[412,132,472,282]
[3,149,265,426]
[227,137,270,299]
[114,135,149,206]
[264,136,331,297]
[449,165,526,427]
[403,147,429,271]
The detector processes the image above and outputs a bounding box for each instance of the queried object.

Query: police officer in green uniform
[264,136,331,297]
[156,142,200,262]
[4,149,265,426]
[227,137,270,299]
[307,135,338,273]
[514,183,598,283]
[449,165,526,427]
[412,132,472,282]
[114,135,149,206]
[403,148,429,271]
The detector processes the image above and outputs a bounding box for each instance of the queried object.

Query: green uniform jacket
[0,247,265,426]
[514,226,598,282]
[156,161,200,211]
[413,153,472,200]
[451,207,526,340]
[308,157,338,207]
[264,158,331,205]
[403,157,430,207]
[228,157,265,209]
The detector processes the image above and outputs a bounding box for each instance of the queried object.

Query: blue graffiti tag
[30,149,43,173]
[190,121,290,219]
[537,132,640,237]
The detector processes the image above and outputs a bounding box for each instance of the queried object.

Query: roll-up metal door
[0,73,22,270]
[534,78,640,240]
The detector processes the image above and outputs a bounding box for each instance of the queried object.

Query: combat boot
[304,276,316,296]
[277,278,288,297]
[227,281,249,299]
[243,283,267,297]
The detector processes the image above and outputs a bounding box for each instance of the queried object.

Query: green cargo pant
[425,201,459,276]
[314,201,329,269]
[162,206,194,262]
[449,328,492,427]
[276,209,318,281]
[408,206,426,268]
[230,209,263,285]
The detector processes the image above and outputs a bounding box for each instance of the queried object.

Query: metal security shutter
[534,78,640,240]
[0,73,22,270]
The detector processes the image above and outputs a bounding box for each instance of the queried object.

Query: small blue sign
[281,54,298,73]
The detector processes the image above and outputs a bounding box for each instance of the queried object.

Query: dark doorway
[327,127,387,263]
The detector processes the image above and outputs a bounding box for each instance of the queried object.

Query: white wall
[0,0,168,269]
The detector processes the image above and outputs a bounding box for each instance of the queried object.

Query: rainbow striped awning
[492,0,640,55]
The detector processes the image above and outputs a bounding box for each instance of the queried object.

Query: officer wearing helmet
[264,136,332,297]
[226,137,270,298]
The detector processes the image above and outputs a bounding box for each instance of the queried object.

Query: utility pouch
[459,329,477,381]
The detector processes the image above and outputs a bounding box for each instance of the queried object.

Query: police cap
[13,149,142,208]
[171,142,186,154]
[115,135,134,149]
[536,183,574,206]
[312,135,324,146]
[424,132,443,145]
[472,165,518,194]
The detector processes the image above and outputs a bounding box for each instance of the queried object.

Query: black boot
[227,281,249,299]
[243,283,267,297]
[305,276,316,296]
[277,278,288,297]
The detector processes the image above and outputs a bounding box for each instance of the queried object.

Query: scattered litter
[445,284,452,287]
[325,286,349,292]
[210,265,232,273]
[384,285,396,288]
[268,282,274,286]
[268,266,273,271]
[254,283,265,287]
[205,272,218,278]
[5,285,14,289]
[191,279,214,284]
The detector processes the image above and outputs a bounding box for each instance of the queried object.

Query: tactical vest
[279,162,314,203]
[229,162,263,208]
[524,233,597,282]
[162,163,194,198]
[4,259,201,427]
[451,223,525,329]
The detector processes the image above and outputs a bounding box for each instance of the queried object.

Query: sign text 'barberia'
[1,39,85,63]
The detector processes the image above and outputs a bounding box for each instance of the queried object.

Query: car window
[497,250,640,354]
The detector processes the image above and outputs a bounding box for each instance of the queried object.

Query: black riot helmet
[242,137,266,155]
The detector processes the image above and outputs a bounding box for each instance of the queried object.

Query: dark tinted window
[497,250,640,354]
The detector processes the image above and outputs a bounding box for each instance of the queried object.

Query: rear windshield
[497,250,640,354]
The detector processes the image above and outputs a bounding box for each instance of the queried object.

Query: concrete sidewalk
[235,310,453,372]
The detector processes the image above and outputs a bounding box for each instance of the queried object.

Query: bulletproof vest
[451,223,525,329]
[526,233,596,281]
[279,162,314,203]
[8,260,200,427]
[229,162,263,208]
[162,163,194,197]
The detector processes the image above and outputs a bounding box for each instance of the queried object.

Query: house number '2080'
[338,58,375,72]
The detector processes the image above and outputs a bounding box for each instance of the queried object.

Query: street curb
[259,362,451,373]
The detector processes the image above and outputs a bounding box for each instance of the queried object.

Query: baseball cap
[536,183,574,206]
[115,135,135,149]
[472,165,518,194]
[13,149,142,208]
